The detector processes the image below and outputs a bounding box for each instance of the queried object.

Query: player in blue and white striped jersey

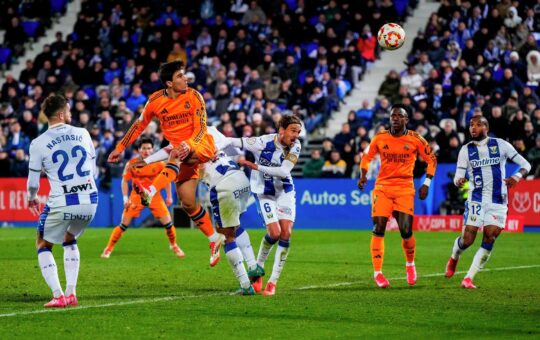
[228,115,302,296]
[445,116,531,289]
[27,95,98,307]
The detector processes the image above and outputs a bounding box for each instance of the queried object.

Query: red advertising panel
[508,179,540,226]
[0,178,50,221]
[403,215,524,232]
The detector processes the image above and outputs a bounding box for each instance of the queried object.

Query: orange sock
[152,162,180,191]
[189,206,215,238]
[106,225,127,250]
[402,235,416,263]
[164,223,177,245]
[370,235,385,272]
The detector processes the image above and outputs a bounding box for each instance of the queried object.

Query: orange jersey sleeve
[360,134,380,172]
[115,91,162,153]
[411,131,437,177]
[366,131,436,190]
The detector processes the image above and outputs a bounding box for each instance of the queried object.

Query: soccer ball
[377,23,406,50]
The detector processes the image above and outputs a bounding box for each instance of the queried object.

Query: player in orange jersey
[358,104,437,288]
[101,138,184,259]
[107,61,225,266]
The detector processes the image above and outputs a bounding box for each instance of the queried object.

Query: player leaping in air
[228,115,303,296]
[108,61,225,266]
[131,127,260,295]
[358,104,437,288]
[445,116,530,289]
[101,138,184,259]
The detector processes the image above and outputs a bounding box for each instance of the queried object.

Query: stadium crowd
[0,0,538,182]
[0,0,416,180]
[313,0,540,179]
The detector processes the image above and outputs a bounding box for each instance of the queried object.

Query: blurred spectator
[303,149,325,178]
[378,70,401,104]
[6,121,30,157]
[333,123,353,152]
[438,135,461,163]
[322,149,347,178]
[9,149,28,177]
[126,85,147,113]
[528,134,540,178]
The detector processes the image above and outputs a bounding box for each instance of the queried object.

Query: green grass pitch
[1,228,539,338]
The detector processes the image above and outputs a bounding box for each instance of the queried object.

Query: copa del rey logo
[512,192,531,213]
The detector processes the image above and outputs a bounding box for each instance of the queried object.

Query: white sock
[235,227,257,269]
[208,232,220,243]
[38,249,63,298]
[451,236,468,260]
[225,242,250,289]
[257,234,277,268]
[406,261,415,266]
[63,241,80,296]
[465,245,492,280]
[269,239,290,284]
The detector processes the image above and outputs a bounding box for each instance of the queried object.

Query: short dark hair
[42,94,67,119]
[138,138,154,148]
[158,61,185,85]
[390,103,409,117]
[279,114,302,130]
[471,115,489,128]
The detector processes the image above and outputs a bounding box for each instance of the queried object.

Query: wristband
[513,172,523,179]
[123,195,128,204]
[423,178,432,187]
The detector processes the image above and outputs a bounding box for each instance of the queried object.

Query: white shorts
[37,204,97,244]
[210,171,251,228]
[256,191,296,225]
[464,201,508,229]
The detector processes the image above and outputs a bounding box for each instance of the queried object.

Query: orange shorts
[123,193,169,219]
[372,187,415,218]
[175,163,201,183]
[175,134,215,182]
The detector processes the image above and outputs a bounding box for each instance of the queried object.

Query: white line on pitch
[1,264,539,318]
[295,264,540,290]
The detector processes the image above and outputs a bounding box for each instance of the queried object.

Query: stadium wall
[2,164,534,230]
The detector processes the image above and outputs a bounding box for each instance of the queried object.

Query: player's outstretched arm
[109,105,155,163]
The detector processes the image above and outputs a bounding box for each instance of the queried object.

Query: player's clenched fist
[357,176,367,191]
[108,149,122,163]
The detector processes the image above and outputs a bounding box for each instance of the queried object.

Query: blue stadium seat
[309,16,319,26]
[0,47,11,65]
[22,20,40,39]
[204,18,216,26]
[298,70,307,86]
[51,0,67,14]
[83,86,96,101]
[285,0,298,11]
[394,0,409,18]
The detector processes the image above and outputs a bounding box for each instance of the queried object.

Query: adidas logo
[160,108,169,115]
[382,144,389,150]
